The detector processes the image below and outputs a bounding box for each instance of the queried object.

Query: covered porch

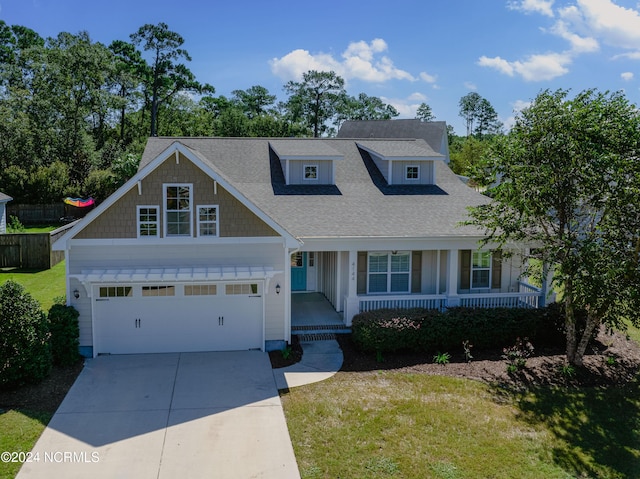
[290,245,548,326]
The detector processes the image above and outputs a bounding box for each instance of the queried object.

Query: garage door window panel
[99,286,133,298]
[142,285,176,297]
[225,283,258,295]
[185,284,217,296]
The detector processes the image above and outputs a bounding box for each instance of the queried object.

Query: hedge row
[0,281,80,390]
[351,304,577,354]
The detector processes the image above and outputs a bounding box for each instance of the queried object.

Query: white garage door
[93,282,263,354]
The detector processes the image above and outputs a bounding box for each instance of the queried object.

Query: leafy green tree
[467,89,640,366]
[459,93,501,137]
[337,92,399,127]
[130,22,205,137]
[416,102,435,122]
[231,85,276,119]
[284,70,347,137]
[449,136,489,176]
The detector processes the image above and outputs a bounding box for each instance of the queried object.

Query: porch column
[344,249,359,326]
[446,249,460,307]
[539,261,555,307]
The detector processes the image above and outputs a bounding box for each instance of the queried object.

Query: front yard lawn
[0,261,72,478]
[282,370,640,479]
[0,261,66,310]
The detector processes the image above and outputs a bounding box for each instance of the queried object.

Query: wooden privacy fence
[0,223,75,269]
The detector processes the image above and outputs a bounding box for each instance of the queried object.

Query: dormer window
[269,140,343,185]
[405,166,419,180]
[304,165,318,180]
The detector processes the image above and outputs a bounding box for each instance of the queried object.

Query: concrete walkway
[18,352,300,479]
[273,339,344,390]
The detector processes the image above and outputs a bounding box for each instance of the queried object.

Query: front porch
[290,247,548,326]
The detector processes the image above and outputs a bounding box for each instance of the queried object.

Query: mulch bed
[269,335,304,368]
[0,361,84,415]
[2,329,638,416]
[337,328,640,389]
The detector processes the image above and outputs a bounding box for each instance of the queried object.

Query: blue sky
[1,0,639,135]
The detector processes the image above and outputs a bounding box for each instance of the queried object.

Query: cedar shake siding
[76,153,278,239]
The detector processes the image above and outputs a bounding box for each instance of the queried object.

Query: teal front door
[291,252,307,291]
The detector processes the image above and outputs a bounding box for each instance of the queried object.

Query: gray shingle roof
[337,119,448,153]
[356,139,443,159]
[141,137,489,239]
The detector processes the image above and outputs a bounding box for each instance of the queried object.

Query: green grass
[0,261,66,311]
[7,224,62,234]
[0,410,52,479]
[282,371,640,479]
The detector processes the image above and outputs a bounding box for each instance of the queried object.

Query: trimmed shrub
[351,305,568,354]
[0,280,51,389]
[48,304,81,366]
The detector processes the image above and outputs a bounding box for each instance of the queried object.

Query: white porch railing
[359,294,447,313]
[459,291,541,309]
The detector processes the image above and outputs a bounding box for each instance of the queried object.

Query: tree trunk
[564,278,579,365]
[573,313,600,367]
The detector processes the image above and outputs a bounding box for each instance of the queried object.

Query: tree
[467,89,640,366]
[415,102,435,122]
[337,92,399,127]
[458,93,501,137]
[130,23,204,137]
[283,70,347,137]
[231,85,276,119]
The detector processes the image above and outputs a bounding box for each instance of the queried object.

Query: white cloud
[464,81,477,90]
[622,71,634,80]
[420,71,437,83]
[548,19,599,52]
[508,0,555,17]
[479,52,572,81]
[380,93,429,118]
[270,39,418,84]
[560,0,640,51]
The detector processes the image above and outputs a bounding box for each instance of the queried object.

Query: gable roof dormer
[269,139,344,185]
[356,139,445,185]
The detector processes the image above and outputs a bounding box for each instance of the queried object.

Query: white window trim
[303,164,318,181]
[137,205,159,239]
[163,183,193,237]
[405,165,420,181]
[197,204,219,238]
[471,251,492,289]
[367,251,411,294]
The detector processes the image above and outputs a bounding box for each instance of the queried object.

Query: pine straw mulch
[336,328,640,389]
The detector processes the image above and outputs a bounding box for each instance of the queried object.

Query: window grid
[304,165,318,180]
[197,205,218,237]
[225,283,258,295]
[165,184,192,236]
[406,166,420,180]
[99,286,132,298]
[367,252,410,294]
[471,251,492,289]
[138,206,159,237]
[142,285,176,297]
[185,284,217,296]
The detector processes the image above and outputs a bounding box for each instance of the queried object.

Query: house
[0,192,12,234]
[53,136,542,357]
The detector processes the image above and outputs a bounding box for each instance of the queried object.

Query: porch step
[292,324,351,337]
[296,332,339,342]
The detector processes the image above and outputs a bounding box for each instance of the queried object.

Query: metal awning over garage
[71,266,281,283]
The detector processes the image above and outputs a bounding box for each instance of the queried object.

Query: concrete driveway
[17,352,300,479]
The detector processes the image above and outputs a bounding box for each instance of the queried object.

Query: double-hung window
[471,251,491,288]
[137,206,159,238]
[197,205,218,237]
[368,252,411,293]
[164,184,192,237]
